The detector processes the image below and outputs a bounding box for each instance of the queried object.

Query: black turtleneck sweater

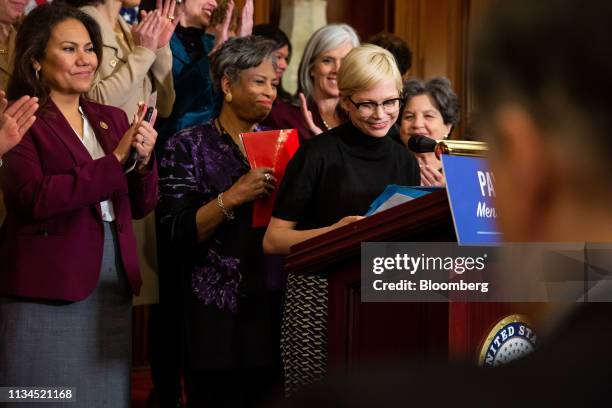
[273,121,420,230]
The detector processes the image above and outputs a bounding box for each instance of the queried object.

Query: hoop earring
[35,69,40,81]
[224,92,232,103]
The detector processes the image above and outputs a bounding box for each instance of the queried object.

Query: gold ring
[168,15,175,21]
[264,173,271,182]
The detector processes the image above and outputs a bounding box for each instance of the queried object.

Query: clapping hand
[0,91,39,157]
[155,0,180,48]
[419,164,445,187]
[209,0,234,56]
[132,0,179,51]
[113,103,158,169]
[131,9,160,51]
[417,155,446,187]
[237,0,253,37]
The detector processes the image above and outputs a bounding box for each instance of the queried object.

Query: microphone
[407,134,437,153]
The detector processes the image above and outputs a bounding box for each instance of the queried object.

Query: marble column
[278,0,328,94]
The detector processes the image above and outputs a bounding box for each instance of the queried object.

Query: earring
[35,69,40,80]
[225,93,232,103]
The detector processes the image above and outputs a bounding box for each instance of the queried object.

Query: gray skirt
[0,222,132,407]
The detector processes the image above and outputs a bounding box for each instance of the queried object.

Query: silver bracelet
[216,192,235,220]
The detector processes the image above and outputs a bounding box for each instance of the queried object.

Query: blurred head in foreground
[473,0,612,241]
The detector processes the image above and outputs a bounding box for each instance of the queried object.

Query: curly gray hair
[210,35,278,93]
[403,77,460,128]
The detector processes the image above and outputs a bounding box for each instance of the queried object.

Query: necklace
[215,118,250,166]
[320,108,336,130]
[321,118,331,130]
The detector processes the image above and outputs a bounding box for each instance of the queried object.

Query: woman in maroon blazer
[0,4,158,406]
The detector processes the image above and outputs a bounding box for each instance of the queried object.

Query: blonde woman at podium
[263,44,420,392]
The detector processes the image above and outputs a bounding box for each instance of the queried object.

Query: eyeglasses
[347,96,401,116]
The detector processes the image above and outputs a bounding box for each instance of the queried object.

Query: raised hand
[419,164,445,187]
[208,0,234,56]
[132,10,160,51]
[237,0,253,37]
[417,154,445,187]
[156,0,180,48]
[0,91,39,157]
[113,103,158,167]
[299,92,324,136]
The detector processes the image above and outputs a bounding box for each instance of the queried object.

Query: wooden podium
[283,190,521,376]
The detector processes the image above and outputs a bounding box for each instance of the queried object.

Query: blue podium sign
[441,155,501,245]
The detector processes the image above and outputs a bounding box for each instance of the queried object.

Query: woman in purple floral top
[157,36,281,407]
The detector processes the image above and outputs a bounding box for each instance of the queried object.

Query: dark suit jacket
[0,97,158,301]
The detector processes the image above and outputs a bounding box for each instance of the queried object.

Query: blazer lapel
[80,98,124,218]
[80,97,118,155]
[38,99,91,165]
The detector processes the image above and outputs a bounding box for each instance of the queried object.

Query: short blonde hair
[338,44,403,96]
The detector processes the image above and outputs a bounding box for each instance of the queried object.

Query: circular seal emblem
[478,314,536,367]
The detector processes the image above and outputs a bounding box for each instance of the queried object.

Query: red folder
[240,129,300,227]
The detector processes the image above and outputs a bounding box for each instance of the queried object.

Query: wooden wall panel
[394,0,420,76]
[327,0,394,41]
[394,0,467,92]
[394,0,468,137]
[254,0,281,25]
[254,0,270,24]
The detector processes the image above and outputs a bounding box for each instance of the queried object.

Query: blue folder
[365,185,442,216]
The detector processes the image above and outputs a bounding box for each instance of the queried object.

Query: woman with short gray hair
[210,35,278,93]
[262,23,360,141]
[403,77,460,130]
[156,35,282,407]
[400,77,460,186]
